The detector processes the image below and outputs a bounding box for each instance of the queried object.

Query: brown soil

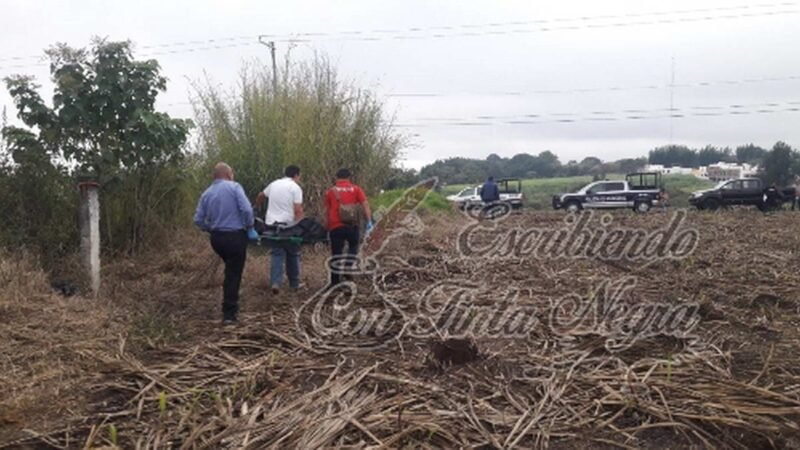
[2,208,800,449]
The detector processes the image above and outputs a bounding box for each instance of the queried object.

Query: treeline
[649,142,800,185]
[0,40,402,269]
[647,144,767,167]
[398,142,800,188]
[415,152,647,186]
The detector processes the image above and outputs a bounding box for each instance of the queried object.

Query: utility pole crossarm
[258,35,278,94]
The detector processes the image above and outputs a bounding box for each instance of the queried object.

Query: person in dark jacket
[480,176,500,203]
[763,183,783,211]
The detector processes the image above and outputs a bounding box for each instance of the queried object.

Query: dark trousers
[793,197,799,211]
[329,225,360,285]
[210,230,248,320]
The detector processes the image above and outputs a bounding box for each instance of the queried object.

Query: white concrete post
[79,182,101,296]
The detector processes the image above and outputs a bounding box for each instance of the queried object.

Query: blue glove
[247,228,259,241]
[365,220,374,233]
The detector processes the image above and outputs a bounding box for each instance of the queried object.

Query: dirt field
[2,208,800,449]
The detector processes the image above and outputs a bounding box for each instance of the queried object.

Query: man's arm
[357,187,372,222]
[255,183,270,209]
[255,191,267,209]
[193,193,209,231]
[293,184,304,221]
[235,184,255,229]
[322,189,333,226]
[362,201,372,222]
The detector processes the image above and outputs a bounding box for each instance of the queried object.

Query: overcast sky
[1,0,799,169]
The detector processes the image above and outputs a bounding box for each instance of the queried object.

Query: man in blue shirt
[481,176,500,203]
[194,162,255,325]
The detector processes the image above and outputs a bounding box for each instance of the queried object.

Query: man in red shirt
[324,168,373,286]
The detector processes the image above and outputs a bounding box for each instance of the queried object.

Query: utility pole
[258,36,278,93]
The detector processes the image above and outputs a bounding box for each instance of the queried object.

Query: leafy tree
[2,39,193,253]
[616,157,647,174]
[532,151,562,178]
[735,144,767,165]
[648,145,697,167]
[761,141,798,186]
[577,157,602,175]
[383,167,419,190]
[697,145,733,166]
[420,157,488,184]
[507,153,537,178]
[562,160,580,177]
[0,107,7,163]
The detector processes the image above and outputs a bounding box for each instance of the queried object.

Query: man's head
[213,162,234,181]
[285,165,301,180]
[336,168,352,180]
[488,176,494,182]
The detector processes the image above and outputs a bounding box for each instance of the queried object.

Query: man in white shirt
[256,165,304,293]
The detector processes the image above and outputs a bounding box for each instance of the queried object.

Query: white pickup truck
[446,178,524,209]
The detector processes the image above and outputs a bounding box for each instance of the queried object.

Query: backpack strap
[332,186,342,203]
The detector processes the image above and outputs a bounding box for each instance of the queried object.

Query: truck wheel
[565,201,582,213]
[634,201,651,213]
[703,198,720,211]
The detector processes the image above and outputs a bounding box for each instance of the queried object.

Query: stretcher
[249,218,329,247]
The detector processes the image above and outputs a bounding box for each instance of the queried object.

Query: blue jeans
[270,241,301,288]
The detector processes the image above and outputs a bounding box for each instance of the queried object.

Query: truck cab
[688,178,794,210]
[552,172,662,213]
[447,178,524,210]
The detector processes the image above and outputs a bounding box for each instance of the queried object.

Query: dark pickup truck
[689,178,796,211]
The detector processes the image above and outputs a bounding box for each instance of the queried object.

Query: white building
[644,164,694,175]
[704,162,759,181]
[646,162,760,181]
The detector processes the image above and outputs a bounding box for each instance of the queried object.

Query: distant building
[692,166,708,178]
[646,162,759,181]
[705,162,759,181]
[644,164,693,175]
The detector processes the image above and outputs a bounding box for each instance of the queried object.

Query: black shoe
[222,317,239,326]
[271,286,280,295]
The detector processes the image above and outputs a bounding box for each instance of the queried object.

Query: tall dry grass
[0,252,117,441]
[192,55,404,214]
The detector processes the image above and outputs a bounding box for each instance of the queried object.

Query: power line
[0,1,796,67]
[263,7,799,43]
[0,41,259,72]
[0,36,259,64]
[407,100,798,121]
[106,73,800,106]
[394,100,800,127]
[256,2,796,41]
[157,76,800,112]
[385,75,800,98]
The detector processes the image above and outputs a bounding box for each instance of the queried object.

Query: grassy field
[440,174,715,209]
[370,189,452,213]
